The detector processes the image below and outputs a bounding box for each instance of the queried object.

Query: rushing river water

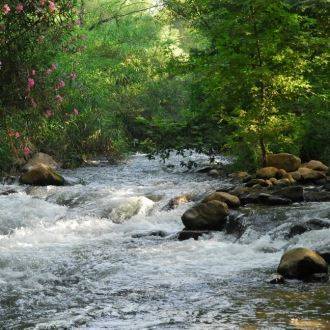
[0,153,329,329]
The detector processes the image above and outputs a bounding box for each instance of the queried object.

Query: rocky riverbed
[0,152,329,329]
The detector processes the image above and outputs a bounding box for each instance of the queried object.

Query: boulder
[277,247,328,280]
[266,153,301,172]
[178,230,211,241]
[22,152,60,171]
[256,167,279,179]
[19,164,65,186]
[304,190,330,202]
[298,167,326,181]
[289,171,302,182]
[181,200,229,230]
[276,169,287,179]
[272,186,304,202]
[305,160,328,172]
[202,191,240,208]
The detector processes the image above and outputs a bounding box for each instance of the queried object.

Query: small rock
[276,178,292,186]
[224,212,246,237]
[289,171,302,181]
[228,171,250,181]
[245,179,269,187]
[268,274,285,284]
[277,247,328,280]
[0,189,17,196]
[287,219,330,239]
[202,191,240,208]
[163,194,192,210]
[178,230,211,241]
[132,230,168,238]
[208,169,220,177]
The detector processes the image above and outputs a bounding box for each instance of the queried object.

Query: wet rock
[240,192,262,205]
[305,160,328,172]
[276,178,292,186]
[202,191,240,209]
[318,251,330,264]
[22,152,60,172]
[304,190,330,202]
[324,180,330,191]
[256,167,279,179]
[277,247,328,280]
[268,274,285,284]
[264,195,292,206]
[229,187,251,198]
[132,230,168,239]
[266,153,301,172]
[272,186,304,202]
[286,219,330,239]
[177,230,211,241]
[298,167,326,181]
[269,178,278,185]
[0,188,17,196]
[245,178,270,188]
[208,169,220,177]
[224,212,246,237]
[181,200,229,230]
[309,273,329,283]
[163,194,192,210]
[19,164,65,186]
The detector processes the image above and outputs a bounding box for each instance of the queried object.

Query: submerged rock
[163,194,193,210]
[181,200,229,230]
[286,219,330,238]
[277,247,328,280]
[208,169,220,177]
[268,274,285,284]
[304,190,330,202]
[19,164,65,186]
[177,230,211,241]
[132,230,168,239]
[266,153,301,172]
[202,191,240,208]
[272,186,304,202]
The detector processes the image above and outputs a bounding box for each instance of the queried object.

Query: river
[0,153,329,329]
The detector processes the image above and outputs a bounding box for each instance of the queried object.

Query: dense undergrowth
[0,0,329,175]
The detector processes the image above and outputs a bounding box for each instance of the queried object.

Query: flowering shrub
[0,1,79,166]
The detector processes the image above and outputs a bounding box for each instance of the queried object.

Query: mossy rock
[19,164,65,186]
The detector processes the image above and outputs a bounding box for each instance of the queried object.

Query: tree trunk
[260,137,267,167]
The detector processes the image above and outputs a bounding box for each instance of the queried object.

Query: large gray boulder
[277,247,328,280]
[181,200,229,230]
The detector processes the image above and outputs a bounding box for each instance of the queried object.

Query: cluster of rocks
[176,153,329,282]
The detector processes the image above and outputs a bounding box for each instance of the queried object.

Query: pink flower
[31,69,36,76]
[46,68,52,75]
[55,94,63,103]
[16,3,24,13]
[73,108,79,115]
[70,72,77,80]
[27,78,35,89]
[15,132,20,138]
[50,63,57,71]
[23,147,31,157]
[58,80,65,88]
[44,109,53,118]
[39,0,46,6]
[49,1,56,12]
[2,4,11,15]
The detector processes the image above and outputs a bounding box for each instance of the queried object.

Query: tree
[167,0,315,167]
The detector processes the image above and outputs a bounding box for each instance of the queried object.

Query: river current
[0,153,329,329]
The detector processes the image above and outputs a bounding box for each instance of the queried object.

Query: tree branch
[88,4,163,30]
